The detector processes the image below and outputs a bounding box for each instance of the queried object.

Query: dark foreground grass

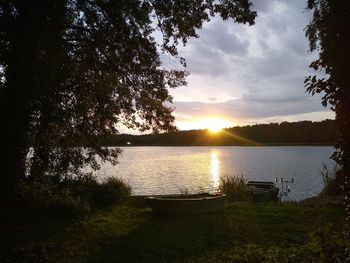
[1,201,345,263]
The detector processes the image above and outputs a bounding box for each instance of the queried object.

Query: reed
[319,163,343,196]
[218,174,250,202]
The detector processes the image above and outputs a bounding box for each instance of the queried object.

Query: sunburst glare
[201,117,232,133]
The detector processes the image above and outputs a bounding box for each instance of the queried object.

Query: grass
[218,175,252,202]
[1,200,345,263]
[319,163,343,196]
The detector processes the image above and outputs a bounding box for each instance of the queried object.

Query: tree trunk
[0,1,40,199]
[0,77,31,199]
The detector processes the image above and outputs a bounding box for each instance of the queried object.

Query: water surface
[99,146,334,201]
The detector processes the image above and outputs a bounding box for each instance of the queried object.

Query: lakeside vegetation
[2,199,345,263]
[101,120,336,146]
[2,172,345,263]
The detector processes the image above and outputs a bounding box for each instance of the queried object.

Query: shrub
[319,163,343,196]
[304,222,346,262]
[218,175,250,202]
[12,176,132,219]
[15,178,90,219]
[88,177,132,207]
[58,175,132,208]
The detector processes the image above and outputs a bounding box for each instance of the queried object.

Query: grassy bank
[1,199,345,263]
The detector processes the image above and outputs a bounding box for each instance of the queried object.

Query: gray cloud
[201,22,249,55]
[174,93,329,121]
[179,19,249,76]
[250,0,275,13]
[167,0,333,127]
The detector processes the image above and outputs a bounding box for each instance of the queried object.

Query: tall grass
[218,175,250,202]
[319,163,343,196]
[88,177,132,207]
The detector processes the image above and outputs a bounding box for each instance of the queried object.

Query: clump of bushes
[319,163,343,196]
[15,178,90,218]
[87,177,132,207]
[218,175,251,202]
[13,175,132,219]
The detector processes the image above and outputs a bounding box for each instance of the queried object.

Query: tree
[0,0,256,198]
[305,0,350,256]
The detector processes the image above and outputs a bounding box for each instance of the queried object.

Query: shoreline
[109,143,335,147]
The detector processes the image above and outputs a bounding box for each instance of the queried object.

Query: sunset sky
[160,0,334,132]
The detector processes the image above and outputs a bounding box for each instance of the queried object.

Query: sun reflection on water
[210,151,220,190]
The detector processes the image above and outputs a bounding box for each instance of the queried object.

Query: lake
[98,146,335,201]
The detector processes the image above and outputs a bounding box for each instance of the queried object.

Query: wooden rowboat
[246,181,279,202]
[145,193,226,215]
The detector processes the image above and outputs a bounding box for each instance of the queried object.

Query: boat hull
[145,193,226,215]
[247,181,279,202]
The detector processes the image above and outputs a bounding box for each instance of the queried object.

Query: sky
[160,0,334,131]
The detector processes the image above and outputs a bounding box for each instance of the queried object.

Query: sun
[208,126,222,133]
[199,117,232,133]
[176,117,233,131]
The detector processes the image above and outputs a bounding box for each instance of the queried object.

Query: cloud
[174,92,324,119]
[164,0,334,130]
[250,0,275,13]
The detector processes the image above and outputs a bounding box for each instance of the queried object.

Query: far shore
[110,143,334,147]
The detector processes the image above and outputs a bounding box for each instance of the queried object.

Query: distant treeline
[101,120,336,146]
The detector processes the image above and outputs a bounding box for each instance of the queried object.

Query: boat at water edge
[246,181,279,202]
[145,193,226,215]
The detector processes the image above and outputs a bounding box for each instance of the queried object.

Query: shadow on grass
[88,211,229,263]
[89,202,345,263]
[2,202,345,263]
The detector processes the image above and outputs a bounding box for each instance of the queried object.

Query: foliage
[14,178,91,219]
[8,176,132,219]
[0,1,256,198]
[85,177,132,207]
[305,0,350,255]
[305,222,346,262]
[301,195,343,208]
[319,163,343,196]
[219,175,250,202]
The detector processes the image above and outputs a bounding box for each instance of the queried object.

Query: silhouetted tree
[305,0,350,254]
[0,1,256,198]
